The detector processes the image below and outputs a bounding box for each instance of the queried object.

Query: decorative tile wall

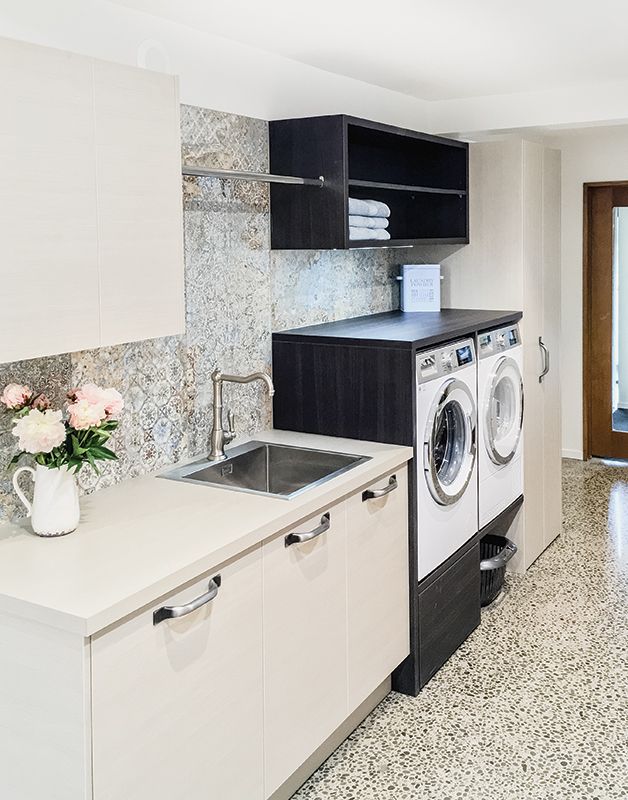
[0,104,417,523]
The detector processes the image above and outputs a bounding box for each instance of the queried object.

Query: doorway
[584,182,628,459]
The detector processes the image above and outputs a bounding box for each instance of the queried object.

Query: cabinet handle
[153,576,221,625]
[362,475,398,501]
[539,337,550,383]
[285,513,330,547]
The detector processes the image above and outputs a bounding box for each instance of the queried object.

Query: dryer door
[424,378,477,506]
[484,356,523,465]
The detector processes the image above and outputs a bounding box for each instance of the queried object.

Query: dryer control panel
[477,323,521,360]
[417,338,476,384]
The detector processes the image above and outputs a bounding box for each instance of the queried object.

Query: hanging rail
[182,164,325,187]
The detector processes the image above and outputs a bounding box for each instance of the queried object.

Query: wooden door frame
[582,180,628,459]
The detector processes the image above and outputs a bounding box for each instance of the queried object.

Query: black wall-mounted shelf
[269,115,469,250]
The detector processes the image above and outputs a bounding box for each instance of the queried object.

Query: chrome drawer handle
[362,475,397,501]
[153,576,221,625]
[285,513,330,547]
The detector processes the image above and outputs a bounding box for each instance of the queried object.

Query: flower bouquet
[1,382,124,536]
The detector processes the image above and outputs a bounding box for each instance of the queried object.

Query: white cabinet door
[542,147,563,548]
[0,39,184,363]
[91,547,264,800]
[93,61,185,347]
[346,467,409,709]
[0,39,100,362]
[521,141,546,569]
[263,504,348,796]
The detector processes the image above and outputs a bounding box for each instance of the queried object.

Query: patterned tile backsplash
[0,104,422,523]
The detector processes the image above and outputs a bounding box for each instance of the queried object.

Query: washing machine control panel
[477,323,521,360]
[417,338,476,383]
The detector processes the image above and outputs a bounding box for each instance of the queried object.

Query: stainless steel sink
[160,440,371,499]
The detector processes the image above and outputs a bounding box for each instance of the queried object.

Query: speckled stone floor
[294,459,628,800]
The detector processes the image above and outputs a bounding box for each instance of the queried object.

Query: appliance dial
[496,332,506,349]
[441,351,454,371]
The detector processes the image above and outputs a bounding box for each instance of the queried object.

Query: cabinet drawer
[91,547,264,800]
[263,504,348,796]
[346,467,410,708]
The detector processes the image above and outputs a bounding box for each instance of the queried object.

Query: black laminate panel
[269,116,347,250]
[479,494,524,538]
[418,541,481,689]
[272,340,414,446]
[273,308,523,351]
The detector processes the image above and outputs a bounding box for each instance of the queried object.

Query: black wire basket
[480,534,517,607]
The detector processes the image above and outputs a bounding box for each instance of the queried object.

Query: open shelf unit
[269,115,469,250]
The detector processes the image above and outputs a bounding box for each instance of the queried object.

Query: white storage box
[397,264,441,312]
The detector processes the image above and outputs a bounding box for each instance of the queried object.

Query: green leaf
[71,435,86,456]
[86,450,100,475]
[90,446,118,461]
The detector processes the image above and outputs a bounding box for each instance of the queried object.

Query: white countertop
[0,430,412,636]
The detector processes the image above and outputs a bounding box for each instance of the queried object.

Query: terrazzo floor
[293,458,628,800]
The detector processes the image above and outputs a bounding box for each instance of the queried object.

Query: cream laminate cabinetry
[263,466,409,796]
[90,547,264,800]
[346,469,409,709]
[0,40,100,361]
[93,60,184,347]
[263,505,348,796]
[0,38,184,363]
[441,139,562,570]
[0,462,408,800]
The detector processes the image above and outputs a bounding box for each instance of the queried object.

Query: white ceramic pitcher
[12,464,80,537]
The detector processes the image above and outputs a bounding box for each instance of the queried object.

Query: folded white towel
[348,197,391,218]
[349,215,389,230]
[349,226,391,241]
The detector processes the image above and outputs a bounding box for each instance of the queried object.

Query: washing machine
[477,323,524,529]
[416,338,478,580]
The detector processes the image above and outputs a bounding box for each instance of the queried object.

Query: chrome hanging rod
[182,164,324,187]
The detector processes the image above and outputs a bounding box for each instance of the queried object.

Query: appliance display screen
[456,345,473,366]
[508,329,518,345]
[479,334,491,350]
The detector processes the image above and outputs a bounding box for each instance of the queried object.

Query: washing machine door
[484,356,523,465]
[424,378,477,506]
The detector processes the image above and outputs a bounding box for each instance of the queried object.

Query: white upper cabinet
[0,40,100,362]
[0,38,184,364]
[93,61,184,347]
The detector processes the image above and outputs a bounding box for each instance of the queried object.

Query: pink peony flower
[12,408,66,454]
[67,398,108,430]
[101,387,124,417]
[31,393,51,411]
[74,383,124,417]
[1,383,33,410]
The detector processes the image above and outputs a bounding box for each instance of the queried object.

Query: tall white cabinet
[0,38,185,364]
[441,138,562,570]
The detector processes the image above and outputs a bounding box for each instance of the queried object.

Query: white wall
[0,0,429,129]
[429,81,628,137]
[542,125,628,459]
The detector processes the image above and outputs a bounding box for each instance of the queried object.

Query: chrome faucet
[208,368,275,461]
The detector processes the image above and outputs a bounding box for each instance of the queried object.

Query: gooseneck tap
[208,369,275,461]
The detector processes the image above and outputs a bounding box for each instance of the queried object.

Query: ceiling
[111,0,628,101]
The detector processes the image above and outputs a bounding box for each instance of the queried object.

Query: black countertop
[273,308,523,350]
